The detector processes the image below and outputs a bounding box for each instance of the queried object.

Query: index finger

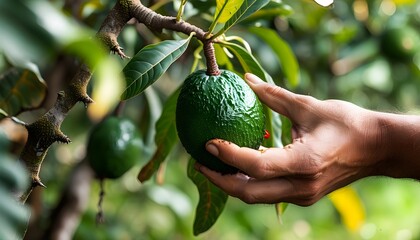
[245,73,320,123]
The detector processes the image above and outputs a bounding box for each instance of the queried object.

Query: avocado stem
[203,41,220,76]
[96,179,106,224]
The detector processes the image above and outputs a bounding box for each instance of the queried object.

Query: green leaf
[275,202,289,224]
[0,0,56,62]
[214,44,234,71]
[0,67,47,120]
[219,41,272,82]
[0,147,30,239]
[262,106,283,148]
[142,87,163,147]
[121,35,193,100]
[137,88,180,182]
[249,26,300,87]
[217,0,270,36]
[215,0,244,24]
[0,0,92,63]
[187,158,228,236]
[280,115,293,145]
[241,1,294,24]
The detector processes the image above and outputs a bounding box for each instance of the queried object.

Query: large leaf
[215,0,270,37]
[0,67,47,120]
[187,158,228,236]
[249,26,300,87]
[137,88,180,182]
[121,35,193,100]
[214,0,244,24]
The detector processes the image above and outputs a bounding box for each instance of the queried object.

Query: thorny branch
[19,0,219,202]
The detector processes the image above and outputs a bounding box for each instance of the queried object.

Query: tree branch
[129,0,219,74]
[19,0,131,203]
[19,0,219,203]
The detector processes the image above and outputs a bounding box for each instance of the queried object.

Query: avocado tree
[1,0,420,239]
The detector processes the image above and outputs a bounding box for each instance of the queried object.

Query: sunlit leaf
[121,35,193,100]
[215,0,244,24]
[217,0,270,36]
[328,186,365,232]
[187,158,228,236]
[87,59,124,122]
[138,88,180,182]
[0,68,47,120]
[249,26,300,87]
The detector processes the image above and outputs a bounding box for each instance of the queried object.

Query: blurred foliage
[0,67,47,120]
[0,0,420,239]
[0,129,30,240]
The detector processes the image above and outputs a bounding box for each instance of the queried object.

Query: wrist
[372,111,420,180]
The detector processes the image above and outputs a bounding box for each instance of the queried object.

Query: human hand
[195,73,393,206]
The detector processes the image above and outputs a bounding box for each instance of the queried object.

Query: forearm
[375,111,420,180]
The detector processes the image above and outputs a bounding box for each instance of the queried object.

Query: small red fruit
[264,130,270,139]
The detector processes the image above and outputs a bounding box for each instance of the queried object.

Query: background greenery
[1,0,420,239]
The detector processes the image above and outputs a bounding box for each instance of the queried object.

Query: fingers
[196,163,322,206]
[206,139,321,180]
[245,73,319,122]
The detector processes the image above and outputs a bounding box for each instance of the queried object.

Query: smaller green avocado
[87,116,142,179]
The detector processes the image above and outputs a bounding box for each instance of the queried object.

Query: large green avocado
[176,69,265,174]
[87,116,142,179]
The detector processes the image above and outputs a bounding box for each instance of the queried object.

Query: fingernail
[245,73,263,85]
[206,143,219,156]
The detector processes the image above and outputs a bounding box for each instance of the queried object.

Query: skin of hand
[195,73,420,206]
